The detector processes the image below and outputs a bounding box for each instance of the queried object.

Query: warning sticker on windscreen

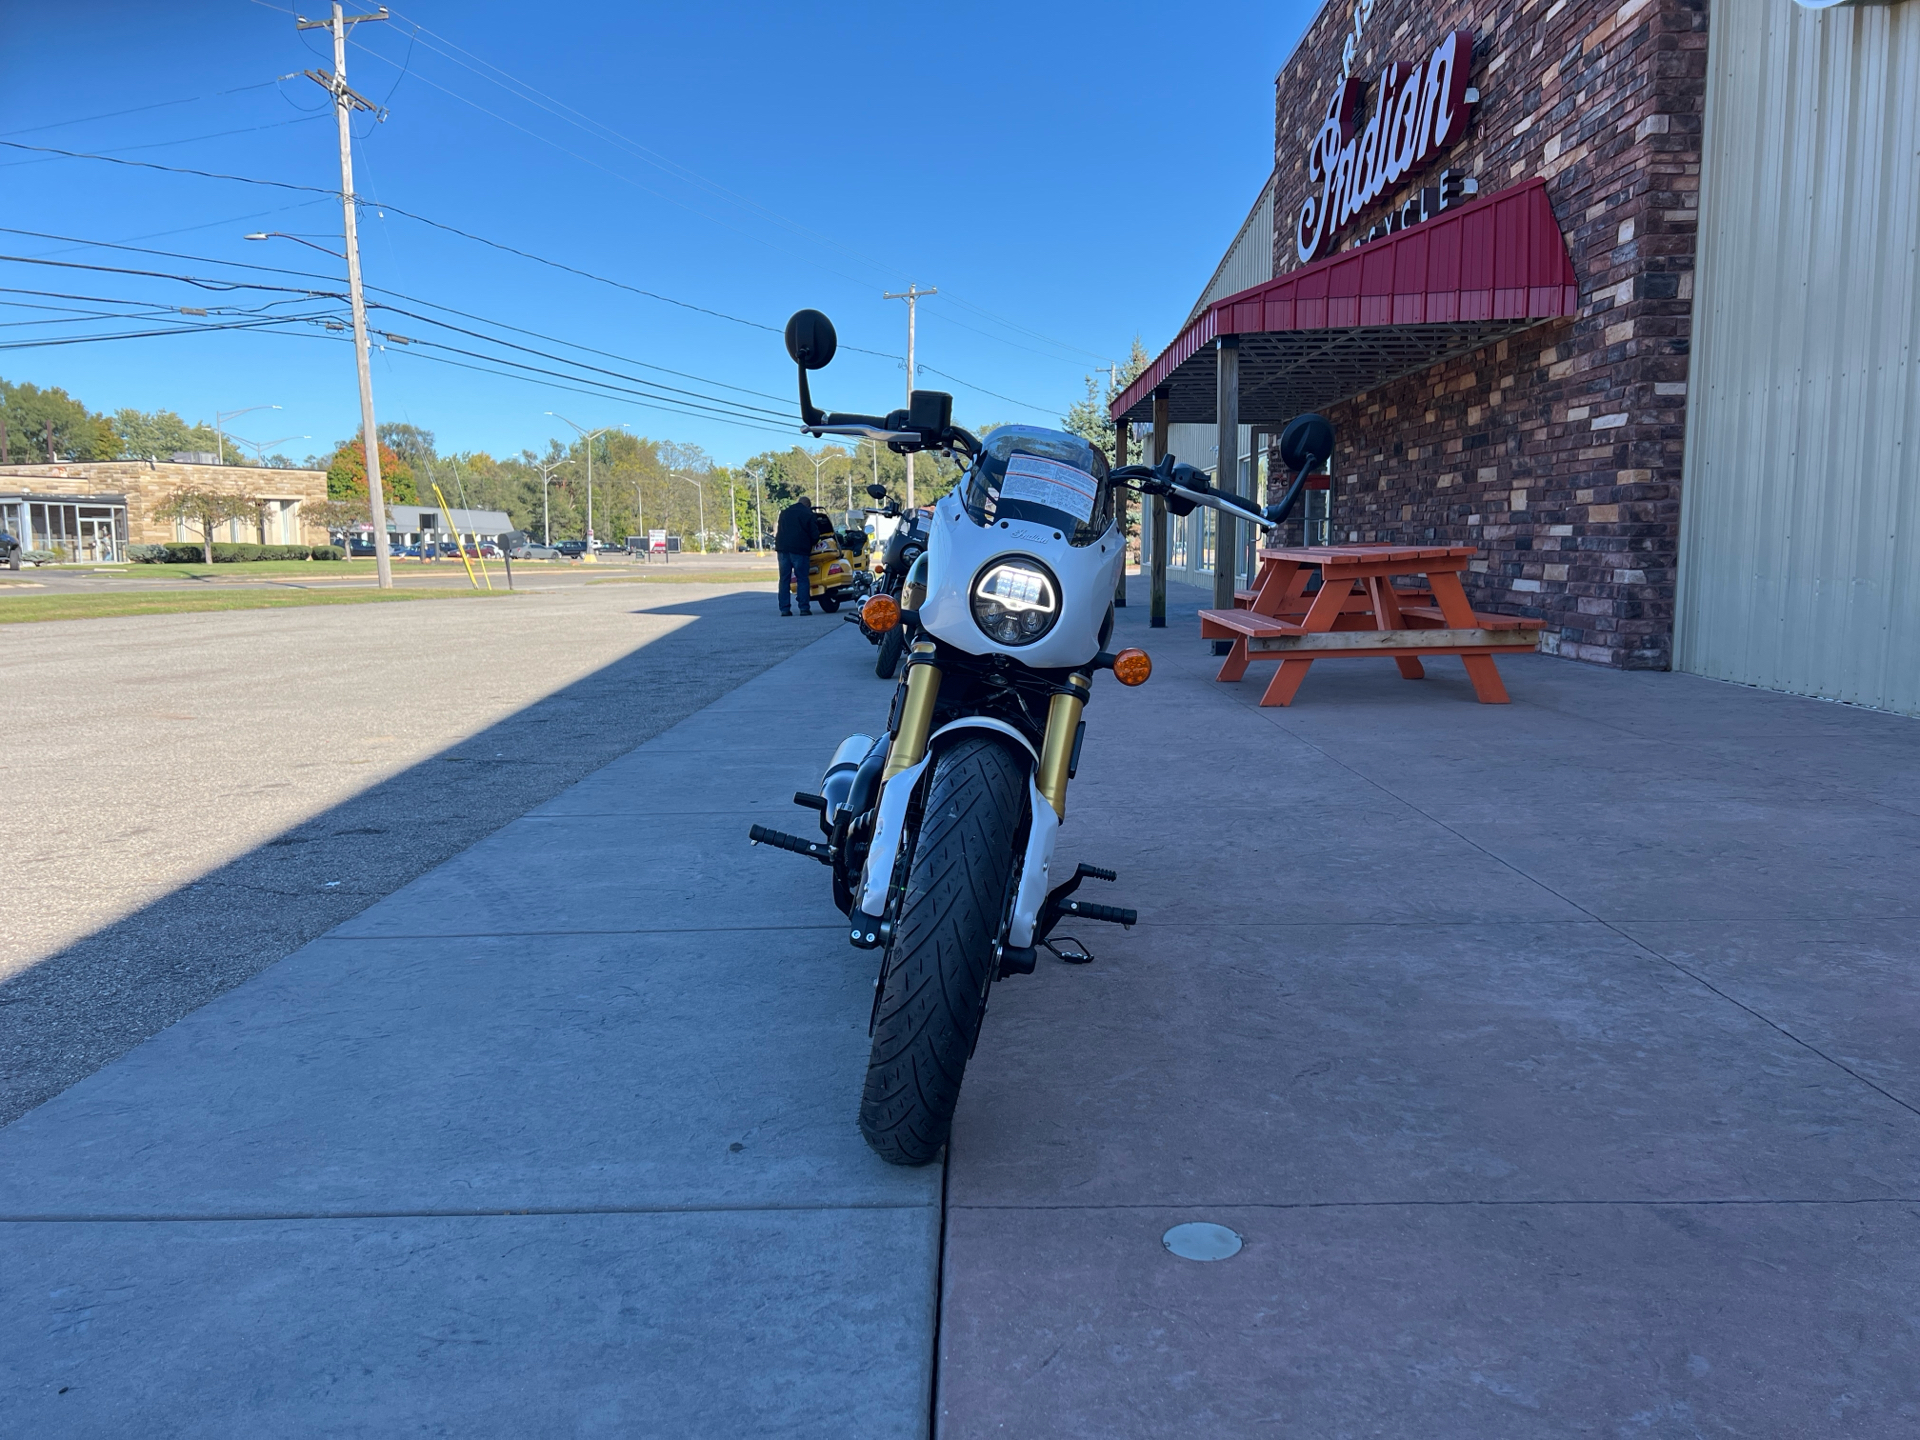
[1000,453,1097,523]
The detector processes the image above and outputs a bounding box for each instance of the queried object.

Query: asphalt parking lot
[0,570,819,1125]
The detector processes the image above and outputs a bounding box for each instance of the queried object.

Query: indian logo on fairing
[1295,29,1478,263]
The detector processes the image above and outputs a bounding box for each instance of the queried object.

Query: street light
[671,471,706,553]
[245,231,343,260]
[546,413,626,560]
[214,404,279,465]
[807,449,829,507]
[751,465,765,552]
[531,456,571,546]
[225,432,310,465]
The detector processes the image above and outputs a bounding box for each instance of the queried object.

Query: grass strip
[586,572,777,586]
[0,588,510,625]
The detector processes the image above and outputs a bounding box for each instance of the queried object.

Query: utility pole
[751,465,764,551]
[808,450,828,508]
[883,283,935,511]
[299,2,392,589]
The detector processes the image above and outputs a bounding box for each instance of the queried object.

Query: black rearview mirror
[784,310,838,369]
[1280,412,1335,474]
[866,483,888,501]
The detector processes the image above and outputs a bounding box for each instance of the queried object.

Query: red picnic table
[1198,543,1545,707]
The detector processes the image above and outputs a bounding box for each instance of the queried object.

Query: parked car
[346,539,378,557]
[0,529,21,570]
[554,539,589,558]
[508,542,559,560]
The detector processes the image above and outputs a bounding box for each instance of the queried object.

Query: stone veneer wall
[0,462,329,546]
[1269,0,1707,667]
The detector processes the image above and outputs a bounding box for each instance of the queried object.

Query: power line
[0,79,288,139]
[373,10,906,286]
[0,139,335,195]
[915,366,1057,419]
[0,150,904,358]
[0,225,796,405]
[0,115,327,169]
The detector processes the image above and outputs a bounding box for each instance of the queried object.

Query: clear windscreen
[961,426,1113,545]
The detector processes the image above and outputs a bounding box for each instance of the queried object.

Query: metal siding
[1189,180,1278,323]
[1677,0,1920,713]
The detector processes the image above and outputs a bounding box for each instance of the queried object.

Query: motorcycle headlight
[970,557,1060,646]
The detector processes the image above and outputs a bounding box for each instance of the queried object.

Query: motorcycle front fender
[854,717,1040,923]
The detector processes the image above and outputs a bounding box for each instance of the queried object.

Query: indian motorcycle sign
[1295,28,1478,263]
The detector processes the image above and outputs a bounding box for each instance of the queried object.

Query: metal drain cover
[1162,1222,1243,1261]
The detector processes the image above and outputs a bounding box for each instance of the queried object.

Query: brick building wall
[0,461,328,545]
[1268,0,1708,667]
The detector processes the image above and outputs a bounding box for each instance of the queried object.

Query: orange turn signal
[1112,647,1152,686]
[861,594,901,632]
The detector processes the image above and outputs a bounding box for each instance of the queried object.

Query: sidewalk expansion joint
[0,1199,939,1225]
[947,1196,1920,1211]
[320,923,851,941]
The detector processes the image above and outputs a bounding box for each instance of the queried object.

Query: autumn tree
[154,486,259,563]
[326,438,417,503]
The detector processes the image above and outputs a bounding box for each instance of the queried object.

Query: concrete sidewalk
[937,581,1920,1437]
[6,576,1918,1437]
[0,617,934,1437]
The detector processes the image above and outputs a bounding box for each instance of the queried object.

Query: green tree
[154,485,259,563]
[0,378,117,461]
[377,422,437,472]
[110,407,223,461]
[1060,336,1151,462]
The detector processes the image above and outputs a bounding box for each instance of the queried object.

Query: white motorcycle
[750,309,1335,1164]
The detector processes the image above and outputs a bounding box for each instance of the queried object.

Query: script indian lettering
[1295,29,1477,263]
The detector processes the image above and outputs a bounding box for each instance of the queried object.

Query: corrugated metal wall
[1675,0,1920,712]
[1182,177,1277,327]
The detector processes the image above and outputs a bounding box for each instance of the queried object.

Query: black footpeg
[1056,898,1136,927]
[792,791,827,812]
[1034,863,1136,945]
[748,824,830,864]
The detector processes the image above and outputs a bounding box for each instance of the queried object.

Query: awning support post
[1113,419,1128,607]
[1150,390,1169,629]
[1213,336,1240,654]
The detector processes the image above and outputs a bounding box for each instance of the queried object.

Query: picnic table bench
[1199,543,1544,707]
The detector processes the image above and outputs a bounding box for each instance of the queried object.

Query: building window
[1199,507,1216,573]
[1170,511,1188,568]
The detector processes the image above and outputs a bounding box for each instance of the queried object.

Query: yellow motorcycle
[805,509,870,613]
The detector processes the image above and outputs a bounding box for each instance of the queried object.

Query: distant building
[378,504,513,548]
[0,460,328,562]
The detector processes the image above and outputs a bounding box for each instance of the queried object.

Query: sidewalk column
[1213,336,1240,654]
[1150,389,1170,630]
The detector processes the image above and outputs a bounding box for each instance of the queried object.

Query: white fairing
[917,491,1122,668]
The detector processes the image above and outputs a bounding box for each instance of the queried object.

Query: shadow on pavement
[0,587,828,1127]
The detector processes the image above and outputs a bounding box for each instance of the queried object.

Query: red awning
[1110,178,1579,427]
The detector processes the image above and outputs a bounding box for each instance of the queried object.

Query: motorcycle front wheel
[859,735,1025,1166]
[875,627,905,679]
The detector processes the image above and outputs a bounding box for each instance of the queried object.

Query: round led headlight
[970,557,1060,647]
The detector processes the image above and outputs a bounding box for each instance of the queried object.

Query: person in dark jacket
[774,496,817,615]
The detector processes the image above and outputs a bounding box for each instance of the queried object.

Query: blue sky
[3,0,1318,466]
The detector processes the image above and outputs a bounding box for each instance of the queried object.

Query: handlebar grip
[1059,898,1136,927]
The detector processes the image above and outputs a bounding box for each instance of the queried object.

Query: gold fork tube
[881,644,942,783]
[1035,674,1090,820]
